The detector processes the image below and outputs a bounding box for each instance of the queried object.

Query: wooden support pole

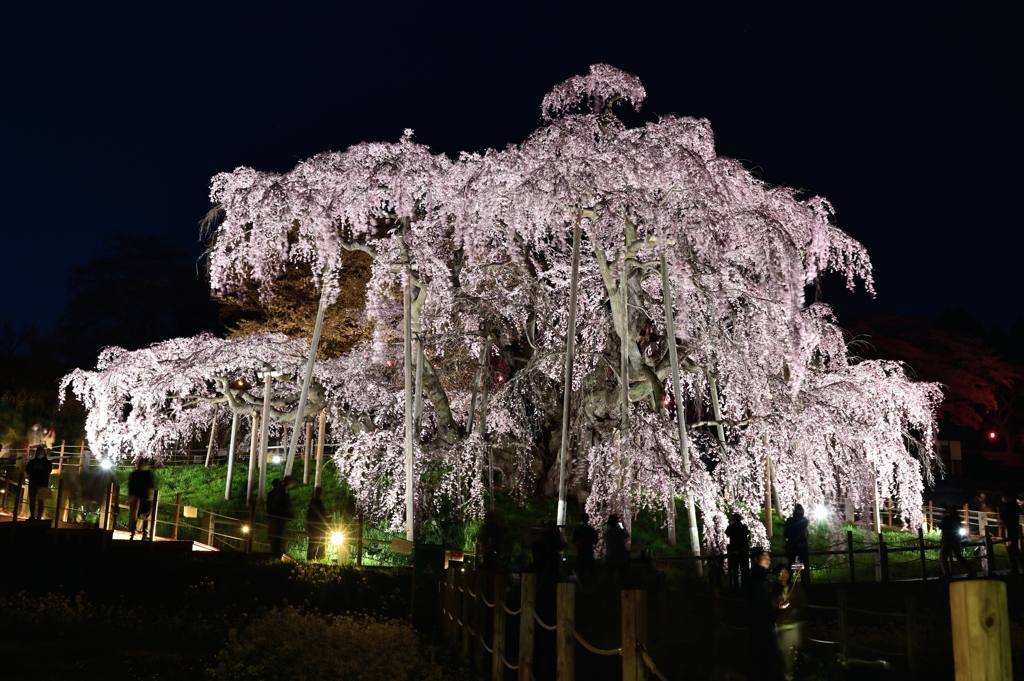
[621,589,648,681]
[11,476,22,523]
[847,530,856,583]
[491,574,507,681]
[200,511,214,546]
[173,493,182,540]
[964,504,971,537]
[983,530,995,577]
[556,581,576,681]
[314,411,325,490]
[285,289,328,477]
[949,580,1013,681]
[918,526,928,581]
[58,440,65,474]
[302,422,312,486]
[906,594,919,680]
[258,370,274,505]
[78,441,87,474]
[929,500,934,531]
[886,497,893,527]
[518,573,537,681]
[837,591,849,664]
[556,219,582,528]
[357,512,363,568]
[204,411,218,467]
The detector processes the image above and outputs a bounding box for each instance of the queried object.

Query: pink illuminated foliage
[64,65,940,544]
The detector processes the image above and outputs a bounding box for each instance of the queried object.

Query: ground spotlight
[331,532,343,545]
[242,525,250,534]
[813,505,829,521]
[959,527,968,537]
[272,455,282,465]
[100,459,114,470]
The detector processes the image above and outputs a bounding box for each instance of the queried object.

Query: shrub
[209,607,446,681]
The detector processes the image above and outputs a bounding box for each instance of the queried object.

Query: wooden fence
[441,567,669,681]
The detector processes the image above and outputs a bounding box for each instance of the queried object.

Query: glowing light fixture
[959,527,968,537]
[989,431,998,440]
[331,532,343,545]
[813,505,829,521]
[272,455,282,465]
[100,459,113,470]
[242,525,250,534]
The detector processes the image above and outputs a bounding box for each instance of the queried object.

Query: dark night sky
[2,2,1021,332]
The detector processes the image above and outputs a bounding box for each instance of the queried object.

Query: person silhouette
[24,446,53,520]
[726,513,750,588]
[783,505,810,585]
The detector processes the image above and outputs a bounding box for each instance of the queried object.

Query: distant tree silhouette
[54,233,219,368]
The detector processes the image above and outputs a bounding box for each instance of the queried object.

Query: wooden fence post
[52,479,64,547]
[918,526,928,580]
[492,574,507,681]
[982,530,995,577]
[887,498,893,527]
[461,569,471,662]
[879,533,889,582]
[949,580,1012,681]
[847,530,856,583]
[442,565,454,647]
[622,589,648,681]
[302,422,312,486]
[474,567,486,675]
[173,493,182,540]
[963,504,971,536]
[518,573,536,681]
[58,440,65,474]
[357,512,363,568]
[200,511,214,546]
[557,581,576,681]
[148,490,160,541]
[928,500,934,531]
[12,476,23,523]
[99,480,112,529]
[837,591,849,664]
[906,593,919,679]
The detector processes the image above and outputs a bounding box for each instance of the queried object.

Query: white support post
[403,253,416,543]
[619,253,631,537]
[661,251,701,571]
[556,219,582,528]
[225,411,238,501]
[314,410,326,489]
[246,414,259,505]
[258,370,277,505]
[204,410,218,467]
[285,291,328,476]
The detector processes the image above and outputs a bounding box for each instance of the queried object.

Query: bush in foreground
[208,607,449,681]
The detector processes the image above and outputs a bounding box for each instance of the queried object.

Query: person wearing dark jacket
[746,548,781,681]
[305,487,329,561]
[726,513,750,588]
[939,505,976,578]
[24,446,53,520]
[266,477,294,557]
[999,492,1022,575]
[572,513,599,581]
[783,504,810,585]
[127,459,155,539]
[605,514,630,584]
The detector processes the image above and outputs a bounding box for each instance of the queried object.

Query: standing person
[726,513,751,589]
[305,487,329,561]
[746,548,781,681]
[999,491,1022,575]
[127,459,155,540]
[783,504,810,585]
[24,446,53,520]
[939,505,976,578]
[266,477,293,557]
[773,564,805,681]
[572,513,599,582]
[605,514,630,585]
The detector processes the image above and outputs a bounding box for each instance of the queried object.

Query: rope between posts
[806,604,838,611]
[846,606,906,618]
[566,622,621,656]
[503,603,521,616]
[477,629,493,653]
[640,649,671,681]
[719,622,747,631]
[533,611,556,631]
[808,637,839,645]
[848,641,908,657]
[502,655,519,670]
[482,594,495,608]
